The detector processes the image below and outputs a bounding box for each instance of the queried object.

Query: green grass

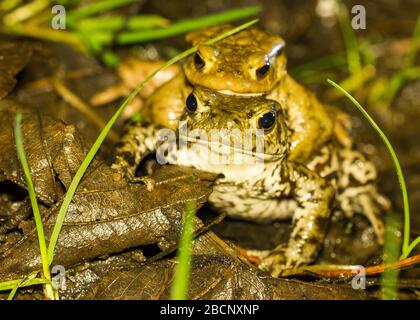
[0,19,258,299]
[0,0,23,12]
[315,3,419,108]
[115,6,261,45]
[327,79,419,259]
[382,15,420,108]
[0,275,49,291]
[74,14,170,32]
[14,113,55,299]
[290,53,347,82]
[328,79,420,299]
[2,0,49,26]
[2,2,261,65]
[170,201,196,300]
[380,215,402,300]
[6,279,23,300]
[66,0,137,23]
[329,6,420,108]
[335,0,362,75]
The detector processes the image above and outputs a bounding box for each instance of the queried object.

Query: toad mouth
[217,90,264,97]
[178,134,281,160]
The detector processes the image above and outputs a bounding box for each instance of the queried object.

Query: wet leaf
[0,107,217,280]
[0,103,88,204]
[0,41,32,100]
[80,231,366,300]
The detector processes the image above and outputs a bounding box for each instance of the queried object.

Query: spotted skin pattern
[113,86,388,277]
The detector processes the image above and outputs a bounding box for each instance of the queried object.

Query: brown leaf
[0,41,32,100]
[0,103,85,204]
[79,231,366,300]
[0,107,217,280]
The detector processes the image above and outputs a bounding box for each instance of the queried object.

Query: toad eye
[258,111,276,130]
[256,63,270,79]
[194,53,205,70]
[186,93,198,113]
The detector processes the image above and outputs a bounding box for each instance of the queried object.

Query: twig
[298,254,420,278]
[52,77,119,142]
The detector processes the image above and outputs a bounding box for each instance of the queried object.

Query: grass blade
[380,214,402,300]
[117,6,261,44]
[76,14,170,32]
[335,0,362,74]
[170,201,196,300]
[325,65,375,100]
[406,235,420,255]
[3,0,49,26]
[290,53,347,80]
[403,15,420,69]
[67,0,136,22]
[0,277,50,291]
[327,79,412,259]
[7,279,23,300]
[0,0,23,12]
[14,112,54,299]
[383,16,420,108]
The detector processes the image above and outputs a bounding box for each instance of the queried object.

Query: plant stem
[52,77,119,141]
[0,277,49,291]
[325,64,375,100]
[3,0,50,26]
[381,215,402,300]
[5,23,87,54]
[405,235,420,256]
[7,279,23,300]
[0,0,22,12]
[336,0,362,74]
[66,0,136,22]
[170,201,196,300]
[14,112,55,300]
[117,6,261,44]
[403,15,420,69]
[383,16,420,107]
[75,14,170,31]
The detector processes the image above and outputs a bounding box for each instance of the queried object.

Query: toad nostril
[194,53,205,70]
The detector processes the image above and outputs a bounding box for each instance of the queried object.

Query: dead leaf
[0,106,217,280]
[79,231,366,300]
[0,41,32,99]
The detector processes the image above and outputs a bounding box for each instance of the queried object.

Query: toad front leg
[260,163,335,277]
[112,123,160,190]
